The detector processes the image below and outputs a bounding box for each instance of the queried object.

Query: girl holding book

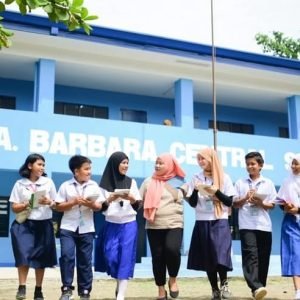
[9,153,57,300]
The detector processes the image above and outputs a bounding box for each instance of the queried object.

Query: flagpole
[210,0,217,151]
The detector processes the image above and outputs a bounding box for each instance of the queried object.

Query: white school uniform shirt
[9,176,57,220]
[100,179,141,224]
[186,172,236,221]
[56,178,104,234]
[234,175,277,232]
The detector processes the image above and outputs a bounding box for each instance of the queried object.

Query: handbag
[15,207,31,224]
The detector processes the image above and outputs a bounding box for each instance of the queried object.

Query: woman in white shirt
[95,151,141,300]
[10,153,57,300]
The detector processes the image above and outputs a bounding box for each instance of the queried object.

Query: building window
[0,197,10,237]
[209,120,254,134]
[279,127,289,138]
[121,109,147,123]
[0,95,16,109]
[54,102,108,119]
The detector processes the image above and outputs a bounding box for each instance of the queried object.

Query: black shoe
[59,287,74,300]
[79,289,90,300]
[168,281,179,299]
[34,290,44,300]
[16,286,26,300]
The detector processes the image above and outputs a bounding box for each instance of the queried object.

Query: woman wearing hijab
[277,154,300,300]
[140,153,185,300]
[183,148,235,300]
[94,151,141,300]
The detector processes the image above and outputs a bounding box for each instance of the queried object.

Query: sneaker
[211,288,221,300]
[253,287,267,300]
[79,290,90,300]
[34,290,44,300]
[16,286,26,300]
[220,280,232,299]
[59,287,74,300]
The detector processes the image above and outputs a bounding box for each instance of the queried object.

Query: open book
[86,194,100,202]
[253,192,268,201]
[196,184,212,196]
[30,190,46,208]
[273,196,288,205]
[111,189,130,197]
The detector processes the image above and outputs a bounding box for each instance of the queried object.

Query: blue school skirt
[187,219,233,272]
[281,214,300,276]
[94,220,137,279]
[10,219,57,268]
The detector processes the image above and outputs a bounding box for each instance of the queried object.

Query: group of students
[8,148,300,300]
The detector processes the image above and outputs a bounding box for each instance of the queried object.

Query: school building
[0,11,300,276]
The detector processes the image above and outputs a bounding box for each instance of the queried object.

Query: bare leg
[35,268,45,287]
[168,276,178,292]
[18,265,29,285]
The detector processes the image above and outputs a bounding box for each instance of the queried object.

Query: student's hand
[38,195,52,206]
[106,193,120,204]
[283,202,296,214]
[203,185,218,195]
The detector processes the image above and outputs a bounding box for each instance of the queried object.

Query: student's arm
[186,189,198,208]
[55,197,79,212]
[214,190,233,207]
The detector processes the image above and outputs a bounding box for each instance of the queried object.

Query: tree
[0,0,98,49]
[255,31,300,60]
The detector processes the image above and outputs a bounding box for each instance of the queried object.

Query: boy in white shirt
[234,152,276,300]
[55,155,103,300]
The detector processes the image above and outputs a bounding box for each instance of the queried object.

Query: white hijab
[278,154,300,206]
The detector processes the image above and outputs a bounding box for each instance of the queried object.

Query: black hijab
[100,151,132,192]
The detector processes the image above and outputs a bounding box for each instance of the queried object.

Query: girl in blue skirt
[9,153,57,300]
[278,154,300,300]
[95,151,142,300]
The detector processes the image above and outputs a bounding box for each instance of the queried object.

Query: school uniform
[186,172,236,272]
[56,178,102,295]
[9,176,57,268]
[95,179,141,279]
[278,174,300,276]
[234,175,277,292]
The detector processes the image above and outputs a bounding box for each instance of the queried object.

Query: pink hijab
[143,153,185,222]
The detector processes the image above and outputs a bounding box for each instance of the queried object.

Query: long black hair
[19,153,47,178]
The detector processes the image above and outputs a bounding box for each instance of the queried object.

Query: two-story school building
[0,11,300,274]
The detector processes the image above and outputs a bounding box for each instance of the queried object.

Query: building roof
[2,11,300,112]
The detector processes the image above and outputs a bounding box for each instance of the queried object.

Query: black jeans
[240,229,272,292]
[147,228,183,286]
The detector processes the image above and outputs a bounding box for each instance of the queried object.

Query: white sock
[295,289,300,299]
[116,279,128,300]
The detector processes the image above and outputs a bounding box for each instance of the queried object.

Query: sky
[82,0,300,54]
[7,0,300,54]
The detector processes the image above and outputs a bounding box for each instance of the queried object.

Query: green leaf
[1,27,13,36]
[5,0,15,4]
[71,0,83,8]
[18,2,27,14]
[54,7,69,21]
[80,6,88,19]
[26,0,38,9]
[81,22,91,35]
[0,2,5,11]
[83,15,98,21]
[43,4,52,13]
